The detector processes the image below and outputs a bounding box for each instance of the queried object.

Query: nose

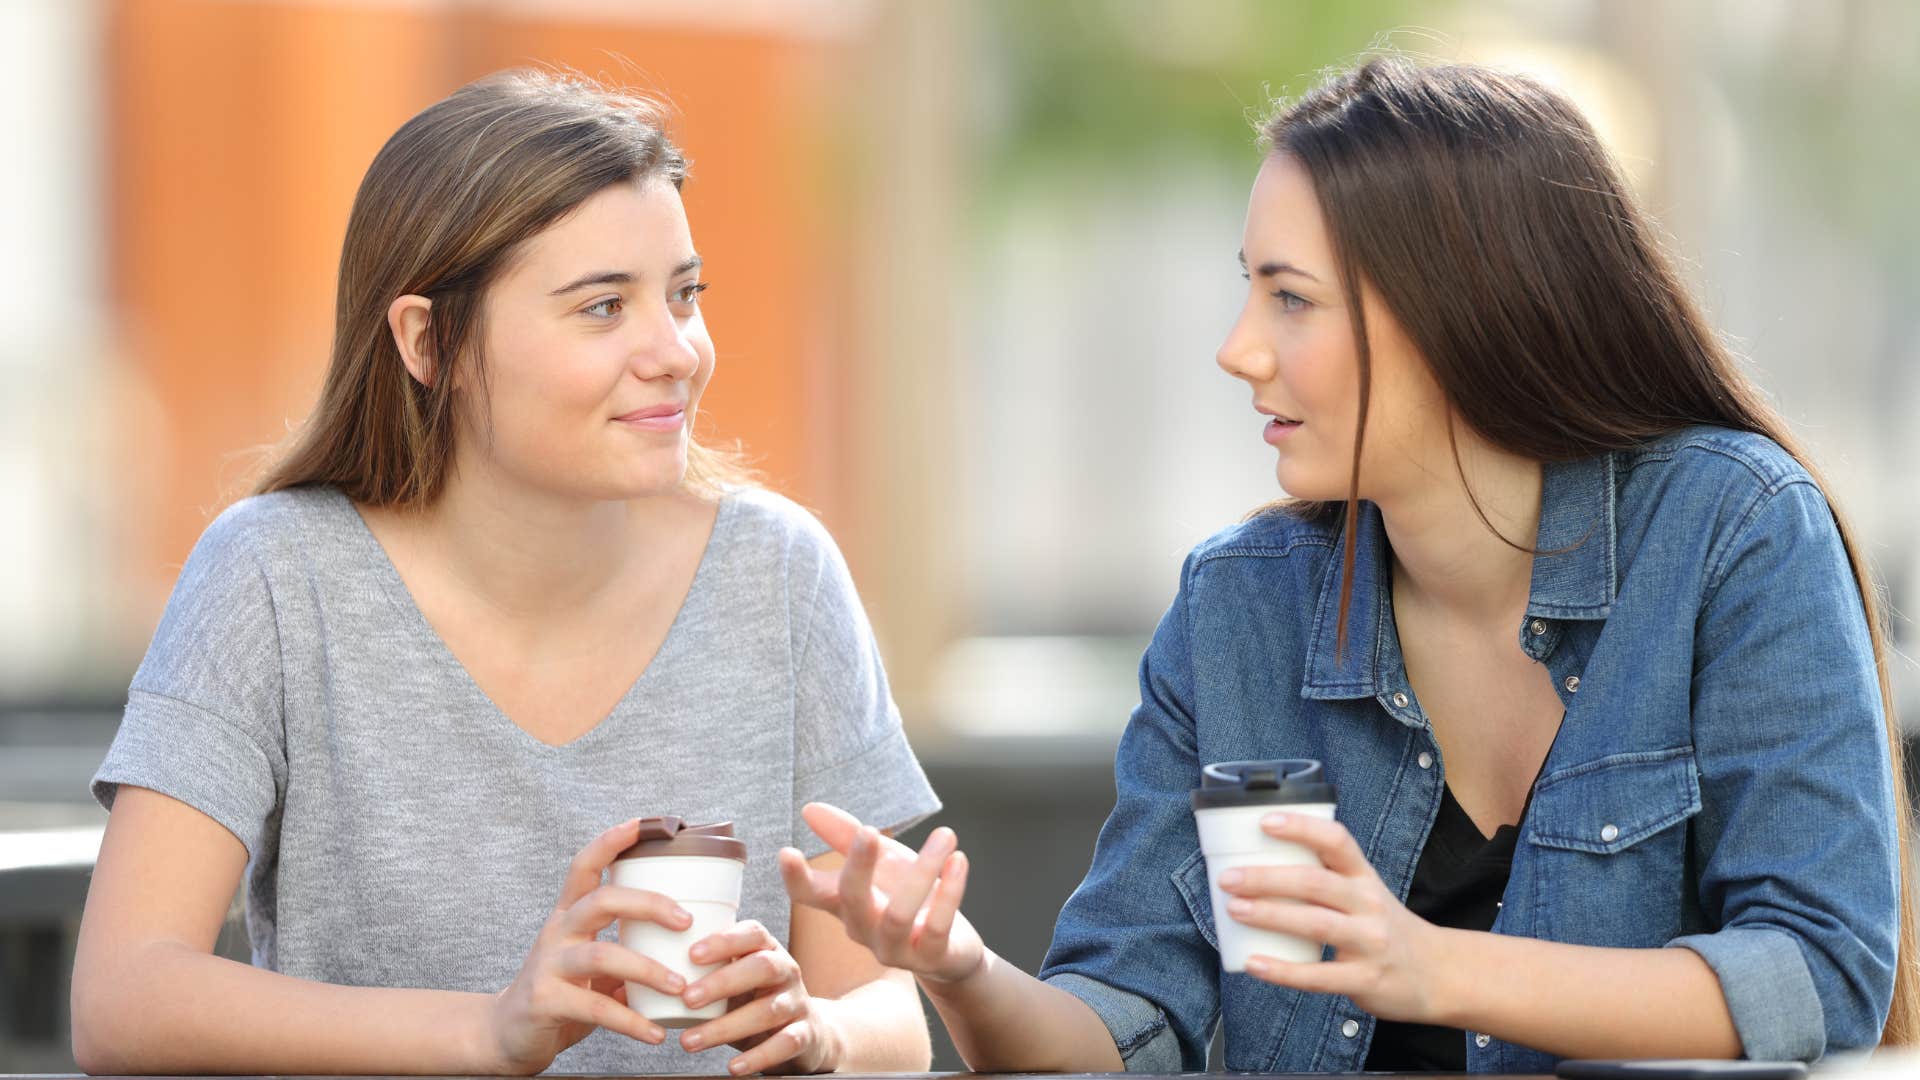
[1215,298,1274,384]
[626,298,702,381]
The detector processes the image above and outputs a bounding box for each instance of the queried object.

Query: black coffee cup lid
[1191,759,1336,811]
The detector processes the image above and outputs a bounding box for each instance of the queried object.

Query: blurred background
[3,0,1917,1071]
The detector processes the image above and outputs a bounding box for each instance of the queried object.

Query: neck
[406,455,678,623]
[1375,435,1543,625]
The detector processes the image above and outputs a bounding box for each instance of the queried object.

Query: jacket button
[1564,675,1581,693]
[1475,1033,1492,1048]
[1342,1019,1360,1038]
[1530,619,1547,636]
[1417,752,1433,769]
[1392,691,1410,708]
[1601,823,1620,842]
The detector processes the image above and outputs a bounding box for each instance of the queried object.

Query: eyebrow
[548,254,703,296]
[1236,249,1322,284]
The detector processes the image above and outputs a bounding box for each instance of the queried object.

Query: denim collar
[1301,452,1618,702]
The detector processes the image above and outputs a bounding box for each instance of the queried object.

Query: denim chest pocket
[1525,746,1701,945]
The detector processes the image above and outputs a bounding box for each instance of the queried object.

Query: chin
[620,454,692,498]
[1272,459,1345,503]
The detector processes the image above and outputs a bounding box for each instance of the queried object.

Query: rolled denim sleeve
[1673,479,1898,1060]
[1038,550,1220,1071]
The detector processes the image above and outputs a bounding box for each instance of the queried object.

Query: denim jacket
[1038,426,1898,1072]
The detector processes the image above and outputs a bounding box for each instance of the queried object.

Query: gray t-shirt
[91,485,941,1074]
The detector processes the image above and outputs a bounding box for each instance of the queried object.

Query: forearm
[918,949,1124,1073]
[74,941,499,1075]
[812,971,931,1072]
[1431,927,1742,1060]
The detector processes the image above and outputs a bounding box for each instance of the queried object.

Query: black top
[1361,781,1521,1071]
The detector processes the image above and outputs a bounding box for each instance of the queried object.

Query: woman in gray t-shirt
[73,70,940,1077]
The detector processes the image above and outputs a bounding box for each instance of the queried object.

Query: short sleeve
[784,510,939,857]
[91,500,288,860]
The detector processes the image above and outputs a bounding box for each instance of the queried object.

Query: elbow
[70,948,169,1075]
[70,989,126,1076]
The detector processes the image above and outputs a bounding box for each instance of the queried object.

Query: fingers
[800,803,920,865]
[920,850,969,950]
[1226,895,1349,946]
[563,885,693,939]
[879,827,957,939]
[836,826,887,939]
[722,1017,818,1076]
[688,919,780,970]
[684,923,791,1010]
[1220,863,1362,914]
[541,980,668,1046]
[799,802,862,855]
[1244,955,1366,997]
[778,846,842,913]
[1261,812,1371,876]
[556,818,642,911]
[553,939,687,997]
[684,948,794,1011]
[679,984,807,1054]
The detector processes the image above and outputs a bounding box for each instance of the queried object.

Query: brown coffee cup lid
[613,816,748,862]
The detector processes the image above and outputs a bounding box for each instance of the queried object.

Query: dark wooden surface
[0,1074,1557,1079]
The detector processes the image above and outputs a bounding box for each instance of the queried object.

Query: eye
[673,281,710,306]
[1271,289,1309,312]
[583,296,623,318]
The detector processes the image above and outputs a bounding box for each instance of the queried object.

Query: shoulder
[1184,500,1342,578]
[1615,426,1838,588]
[715,486,844,570]
[1618,425,1813,498]
[185,486,350,581]
[705,487,861,622]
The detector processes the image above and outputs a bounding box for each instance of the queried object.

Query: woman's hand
[1221,811,1447,1024]
[485,818,694,1075]
[674,920,839,1075]
[778,802,985,987]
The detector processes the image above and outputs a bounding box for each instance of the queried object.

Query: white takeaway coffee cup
[1191,759,1338,972]
[609,817,748,1027]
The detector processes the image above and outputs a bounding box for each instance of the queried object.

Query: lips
[613,403,687,433]
[614,403,686,422]
[1255,404,1301,424]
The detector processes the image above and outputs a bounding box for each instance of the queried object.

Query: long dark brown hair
[257,68,751,505]
[1262,56,1916,1044]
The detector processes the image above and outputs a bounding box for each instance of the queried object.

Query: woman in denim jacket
[784,57,1914,1071]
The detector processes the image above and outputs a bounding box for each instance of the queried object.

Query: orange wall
[109,0,849,617]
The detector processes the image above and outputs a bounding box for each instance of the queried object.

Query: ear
[386,294,435,387]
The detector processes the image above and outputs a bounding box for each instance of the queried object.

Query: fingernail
[730,1060,751,1075]
[1263,813,1289,830]
[1220,869,1243,888]
[1229,898,1252,916]
[684,990,705,1007]
[1246,956,1269,976]
[683,1032,703,1050]
[690,944,709,961]
[675,908,693,925]
[665,974,686,993]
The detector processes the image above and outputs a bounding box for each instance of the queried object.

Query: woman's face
[1216,154,1449,504]
[459,177,715,501]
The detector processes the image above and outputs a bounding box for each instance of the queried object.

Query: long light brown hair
[1262,56,1916,1044]
[257,68,752,504]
